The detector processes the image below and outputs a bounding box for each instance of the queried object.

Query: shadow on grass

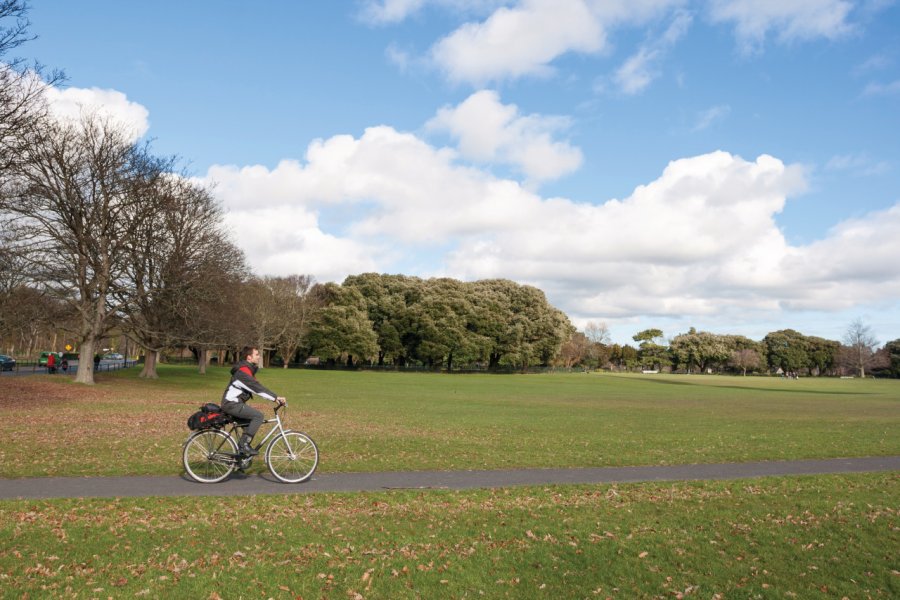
[633,376,875,396]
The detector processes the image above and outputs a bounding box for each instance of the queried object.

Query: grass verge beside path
[3,367,900,478]
[1,473,896,598]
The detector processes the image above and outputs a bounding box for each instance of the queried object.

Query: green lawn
[1,473,896,598]
[2,368,898,598]
[3,367,899,477]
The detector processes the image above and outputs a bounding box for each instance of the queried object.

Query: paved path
[1,456,897,500]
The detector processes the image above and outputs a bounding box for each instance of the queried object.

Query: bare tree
[114,175,245,378]
[584,321,611,345]
[583,320,611,367]
[1,113,169,383]
[271,274,320,368]
[729,348,761,376]
[841,318,879,378]
[557,331,589,368]
[243,275,321,368]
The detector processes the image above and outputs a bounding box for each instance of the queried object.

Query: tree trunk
[198,348,207,375]
[75,337,96,384]
[140,349,159,379]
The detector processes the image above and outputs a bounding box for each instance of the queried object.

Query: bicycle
[182,403,318,484]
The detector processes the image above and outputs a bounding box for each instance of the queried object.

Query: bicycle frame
[237,408,288,453]
[217,405,293,463]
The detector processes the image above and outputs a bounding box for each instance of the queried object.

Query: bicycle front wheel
[266,431,319,483]
[183,429,238,483]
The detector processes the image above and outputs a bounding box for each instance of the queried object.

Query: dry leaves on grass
[2,377,205,476]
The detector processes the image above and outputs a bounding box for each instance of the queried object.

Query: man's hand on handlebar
[275,396,287,408]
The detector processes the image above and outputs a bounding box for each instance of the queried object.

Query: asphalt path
[1,456,897,500]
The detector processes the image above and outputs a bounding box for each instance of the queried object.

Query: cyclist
[221,346,286,456]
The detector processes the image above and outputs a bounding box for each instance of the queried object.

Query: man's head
[241,346,260,365]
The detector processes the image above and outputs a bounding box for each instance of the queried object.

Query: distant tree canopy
[577,326,850,377]
[307,273,575,370]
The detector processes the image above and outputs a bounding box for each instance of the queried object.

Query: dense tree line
[303,274,574,370]
[559,323,898,378]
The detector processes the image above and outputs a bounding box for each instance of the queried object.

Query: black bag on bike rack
[187,403,232,430]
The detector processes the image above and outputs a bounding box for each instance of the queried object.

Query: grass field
[1,474,896,598]
[1,367,898,598]
[2,366,899,478]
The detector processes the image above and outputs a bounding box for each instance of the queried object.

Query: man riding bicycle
[221,346,286,457]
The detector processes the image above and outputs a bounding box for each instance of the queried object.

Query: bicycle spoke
[266,432,318,483]
[183,430,238,483]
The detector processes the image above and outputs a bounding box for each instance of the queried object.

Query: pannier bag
[187,402,232,430]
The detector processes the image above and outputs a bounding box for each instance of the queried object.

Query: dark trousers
[221,401,264,437]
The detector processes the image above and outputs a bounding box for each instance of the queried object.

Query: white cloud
[204,125,900,328]
[426,90,583,183]
[43,85,150,139]
[429,0,681,84]
[385,43,413,72]
[431,0,602,83]
[853,52,891,75]
[222,206,379,281]
[614,47,660,94]
[862,79,900,96]
[708,0,856,53]
[613,9,692,94]
[360,0,428,24]
[691,104,731,131]
[825,153,891,176]
[358,0,509,24]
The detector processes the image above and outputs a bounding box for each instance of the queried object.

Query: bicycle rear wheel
[183,429,238,483]
[266,431,319,483]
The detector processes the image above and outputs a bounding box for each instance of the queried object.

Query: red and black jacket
[221,360,278,404]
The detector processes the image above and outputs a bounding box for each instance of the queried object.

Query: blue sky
[24,0,900,346]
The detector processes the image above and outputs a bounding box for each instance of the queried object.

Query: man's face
[248,349,260,365]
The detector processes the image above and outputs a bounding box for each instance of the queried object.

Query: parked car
[0,355,15,371]
[103,353,125,360]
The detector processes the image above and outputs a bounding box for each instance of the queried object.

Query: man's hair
[240,346,258,361]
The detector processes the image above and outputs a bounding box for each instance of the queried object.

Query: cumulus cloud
[708,0,856,53]
[429,0,681,84]
[222,206,379,281]
[43,85,150,139]
[431,0,603,83]
[426,90,583,183]
[202,125,900,328]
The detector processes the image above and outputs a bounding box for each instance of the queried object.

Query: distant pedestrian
[47,352,56,374]
[61,358,68,373]
[94,353,101,371]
